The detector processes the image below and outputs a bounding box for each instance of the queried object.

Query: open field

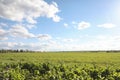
[1,51,120,80]
[0,52,120,66]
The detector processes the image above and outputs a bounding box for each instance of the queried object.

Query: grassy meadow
[0,51,120,66]
[1,51,120,80]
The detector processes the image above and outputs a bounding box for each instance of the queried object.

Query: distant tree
[20,49,24,52]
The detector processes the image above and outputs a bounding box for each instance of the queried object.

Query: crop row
[0,63,120,80]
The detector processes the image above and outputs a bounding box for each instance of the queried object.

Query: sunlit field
[1,0,120,79]
[0,52,120,66]
[1,52,120,80]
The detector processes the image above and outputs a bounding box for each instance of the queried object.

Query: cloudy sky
[0,0,120,51]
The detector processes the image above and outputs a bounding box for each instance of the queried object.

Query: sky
[0,0,120,51]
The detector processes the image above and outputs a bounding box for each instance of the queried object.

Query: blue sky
[0,0,120,51]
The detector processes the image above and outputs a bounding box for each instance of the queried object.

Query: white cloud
[56,35,120,51]
[0,0,61,24]
[0,29,7,36]
[62,38,77,42]
[52,15,61,22]
[26,17,37,24]
[82,35,120,50]
[0,35,120,51]
[63,23,68,27]
[0,28,8,40]
[0,42,56,51]
[0,42,18,49]
[0,37,8,40]
[0,24,53,40]
[9,24,35,38]
[24,24,36,29]
[0,23,8,28]
[72,21,77,24]
[1,24,120,51]
[97,23,116,28]
[37,34,52,40]
[77,21,90,30]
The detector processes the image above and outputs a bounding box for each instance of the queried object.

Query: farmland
[0,51,120,80]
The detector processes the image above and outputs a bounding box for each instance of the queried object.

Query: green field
[0,52,120,66]
[1,52,120,80]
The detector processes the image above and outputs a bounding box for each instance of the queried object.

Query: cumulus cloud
[37,34,52,40]
[16,24,36,29]
[63,23,68,27]
[0,42,55,51]
[97,23,116,28]
[0,28,7,36]
[9,24,35,38]
[0,42,17,49]
[62,38,77,42]
[0,35,120,51]
[72,21,77,24]
[77,21,90,30]
[0,28,8,40]
[25,24,36,29]
[0,23,53,40]
[0,0,61,24]
[64,35,120,51]
[0,37,8,40]
[0,23,8,28]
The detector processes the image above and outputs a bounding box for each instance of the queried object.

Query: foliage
[0,52,120,79]
[0,63,120,80]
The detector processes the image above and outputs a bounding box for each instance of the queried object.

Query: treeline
[60,50,120,53]
[0,49,120,53]
[0,49,34,53]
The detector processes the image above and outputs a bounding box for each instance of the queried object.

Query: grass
[0,51,120,67]
[1,51,120,80]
